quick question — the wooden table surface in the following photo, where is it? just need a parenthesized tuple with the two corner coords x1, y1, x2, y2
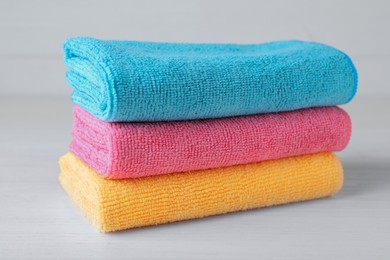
(0, 94, 389, 259)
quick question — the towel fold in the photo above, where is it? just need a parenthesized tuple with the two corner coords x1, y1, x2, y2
(59, 152, 343, 232)
(71, 106, 351, 179)
(64, 37, 357, 122)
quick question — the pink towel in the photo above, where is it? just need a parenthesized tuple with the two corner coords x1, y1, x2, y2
(70, 106, 351, 179)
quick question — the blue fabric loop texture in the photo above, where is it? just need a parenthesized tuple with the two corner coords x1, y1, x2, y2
(63, 37, 357, 122)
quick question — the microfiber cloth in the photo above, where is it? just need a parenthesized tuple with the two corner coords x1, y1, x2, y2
(70, 106, 351, 179)
(63, 37, 357, 122)
(59, 152, 343, 232)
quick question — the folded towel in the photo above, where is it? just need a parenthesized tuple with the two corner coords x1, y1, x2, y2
(64, 37, 357, 122)
(71, 106, 351, 179)
(59, 152, 343, 232)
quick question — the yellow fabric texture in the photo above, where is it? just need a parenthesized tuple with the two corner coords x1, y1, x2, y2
(59, 152, 343, 232)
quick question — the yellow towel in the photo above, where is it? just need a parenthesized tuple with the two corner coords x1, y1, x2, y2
(59, 152, 343, 232)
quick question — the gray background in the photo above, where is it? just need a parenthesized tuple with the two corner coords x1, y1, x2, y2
(0, 0, 389, 259)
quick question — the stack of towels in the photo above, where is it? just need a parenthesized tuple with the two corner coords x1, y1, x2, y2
(59, 37, 357, 232)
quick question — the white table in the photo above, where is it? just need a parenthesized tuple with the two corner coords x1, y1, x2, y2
(1, 95, 389, 259)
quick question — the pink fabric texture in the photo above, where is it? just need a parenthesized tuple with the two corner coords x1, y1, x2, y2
(70, 106, 351, 179)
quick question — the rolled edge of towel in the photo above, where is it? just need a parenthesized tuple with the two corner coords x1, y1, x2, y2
(64, 37, 118, 121)
(59, 152, 343, 232)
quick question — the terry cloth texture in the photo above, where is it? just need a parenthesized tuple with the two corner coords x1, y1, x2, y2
(63, 37, 357, 122)
(71, 106, 351, 179)
(59, 152, 343, 232)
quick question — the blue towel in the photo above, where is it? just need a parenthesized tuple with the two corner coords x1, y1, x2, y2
(63, 37, 357, 122)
